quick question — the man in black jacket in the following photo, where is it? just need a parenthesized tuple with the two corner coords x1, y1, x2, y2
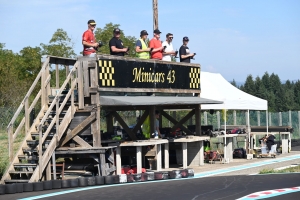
(266, 134, 276, 151)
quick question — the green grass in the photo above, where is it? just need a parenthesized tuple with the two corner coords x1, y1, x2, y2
(0, 129, 25, 179)
(259, 165, 300, 174)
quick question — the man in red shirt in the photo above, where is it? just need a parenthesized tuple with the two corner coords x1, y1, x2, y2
(82, 19, 99, 57)
(149, 29, 164, 60)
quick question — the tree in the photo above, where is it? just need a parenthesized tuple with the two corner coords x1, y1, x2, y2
(19, 46, 42, 80)
(243, 75, 256, 95)
(231, 79, 237, 87)
(94, 23, 137, 57)
(40, 29, 76, 58)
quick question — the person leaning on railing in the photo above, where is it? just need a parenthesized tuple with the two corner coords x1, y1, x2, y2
(135, 30, 151, 59)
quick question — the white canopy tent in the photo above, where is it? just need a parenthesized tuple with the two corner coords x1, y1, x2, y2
(200, 72, 268, 162)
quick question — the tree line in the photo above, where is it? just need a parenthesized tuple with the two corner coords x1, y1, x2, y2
(232, 73, 300, 112)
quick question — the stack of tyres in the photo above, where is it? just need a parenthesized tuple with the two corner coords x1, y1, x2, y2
(16, 183, 24, 193)
(87, 177, 96, 186)
(186, 168, 194, 177)
(169, 170, 182, 179)
(127, 174, 134, 183)
(5, 184, 16, 194)
(0, 184, 5, 195)
(154, 171, 169, 180)
(147, 172, 155, 181)
(95, 176, 105, 185)
(112, 175, 120, 184)
(119, 174, 127, 183)
(141, 173, 148, 182)
(180, 169, 189, 178)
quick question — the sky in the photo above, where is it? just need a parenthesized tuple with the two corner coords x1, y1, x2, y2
(0, 0, 299, 83)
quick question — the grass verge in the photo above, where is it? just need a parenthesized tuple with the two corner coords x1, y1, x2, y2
(259, 165, 300, 174)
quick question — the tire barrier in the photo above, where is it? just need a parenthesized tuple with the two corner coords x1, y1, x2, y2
(169, 170, 182, 179)
(187, 168, 194, 177)
(43, 180, 53, 190)
(0, 184, 5, 195)
(33, 182, 43, 191)
(112, 175, 120, 184)
(104, 176, 114, 185)
(87, 177, 96, 186)
(16, 183, 24, 193)
(23, 183, 33, 192)
(95, 176, 105, 185)
(141, 173, 148, 182)
(61, 179, 71, 188)
(119, 174, 127, 183)
(52, 180, 62, 189)
(180, 169, 189, 178)
(0, 168, 195, 194)
(78, 177, 87, 187)
(5, 183, 16, 194)
(147, 172, 155, 181)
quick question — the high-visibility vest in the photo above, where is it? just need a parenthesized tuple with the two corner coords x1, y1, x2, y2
(136, 39, 150, 59)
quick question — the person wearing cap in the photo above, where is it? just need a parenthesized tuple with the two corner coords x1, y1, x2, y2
(109, 28, 128, 56)
(149, 29, 164, 60)
(162, 33, 176, 61)
(135, 30, 151, 59)
(179, 36, 195, 63)
(82, 19, 99, 57)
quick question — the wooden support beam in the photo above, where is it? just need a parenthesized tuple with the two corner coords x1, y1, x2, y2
(160, 111, 193, 135)
(46, 161, 51, 181)
(78, 61, 84, 109)
(195, 104, 201, 136)
(60, 112, 96, 146)
(111, 111, 137, 140)
(73, 136, 93, 148)
(170, 110, 195, 133)
(132, 110, 149, 135)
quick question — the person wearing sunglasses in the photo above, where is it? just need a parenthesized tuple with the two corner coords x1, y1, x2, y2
(162, 33, 177, 61)
(109, 28, 128, 56)
(82, 19, 99, 57)
(179, 36, 195, 63)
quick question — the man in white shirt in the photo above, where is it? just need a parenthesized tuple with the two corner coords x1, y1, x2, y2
(162, 33, 176, 61)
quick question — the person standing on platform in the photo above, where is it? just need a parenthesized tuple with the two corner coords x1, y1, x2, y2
(82, 19, 99, 57)
(162, 33, 176, 61)
(109, 28, 128, 56)
(135, 30, 151, 59)
(154, 110, 162, 138)
(179, 36, 195, 63)
(149, 29, 164, 60)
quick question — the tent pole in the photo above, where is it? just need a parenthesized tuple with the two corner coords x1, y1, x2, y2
(223, 107, 227, 163)
(247, 109, 251, 153)
(266, 109, 269, 136)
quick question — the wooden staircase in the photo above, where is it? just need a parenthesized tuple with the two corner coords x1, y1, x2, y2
(1, 56, 79, 184)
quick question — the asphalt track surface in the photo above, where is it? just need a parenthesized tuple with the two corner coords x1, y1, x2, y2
(3, 173, 300, 200)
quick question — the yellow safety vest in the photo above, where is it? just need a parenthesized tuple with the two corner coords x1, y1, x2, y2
(136, 39, 150, 59)
(142, 115, 151, 139)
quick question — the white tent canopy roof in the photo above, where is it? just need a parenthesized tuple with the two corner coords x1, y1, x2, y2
(200, 72, 268, 110)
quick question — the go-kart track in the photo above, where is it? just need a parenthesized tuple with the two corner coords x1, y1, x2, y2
(3, 153, 300, 200)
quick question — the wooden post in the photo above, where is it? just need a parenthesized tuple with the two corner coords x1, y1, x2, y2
(52, 152, 56, 180)
(46, 161, 51, 180)
(90, 60, 101, 147)
(153, 0, 158, 30)
(182, 142, 187, 169)
(116, 147, 121, 175)
(257, 111, 260, 126)
(164, 143, 169, 168)
(195, 105, 201, 136)
(77, 61, 84, 109)
(156, 144, 162, 171)
(279, 112, 282, 126)
(38, 124, 43, 180)
(204, 111, 207, 125)
(137, 146, 142, 173)
(56, 64, 59, 89)
(233, 110, 236, 125)
(106, 113, 114, 133)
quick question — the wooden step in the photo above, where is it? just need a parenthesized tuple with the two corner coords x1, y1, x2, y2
(14, 163, 37, 168)
(5, 179, 29, 183)
(9, 171, 34, 174)
(22, 147, 46, 153)
(31, 132, 55, 137)
(26, 140, 51, 145)
(18, 155, 38, 161)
